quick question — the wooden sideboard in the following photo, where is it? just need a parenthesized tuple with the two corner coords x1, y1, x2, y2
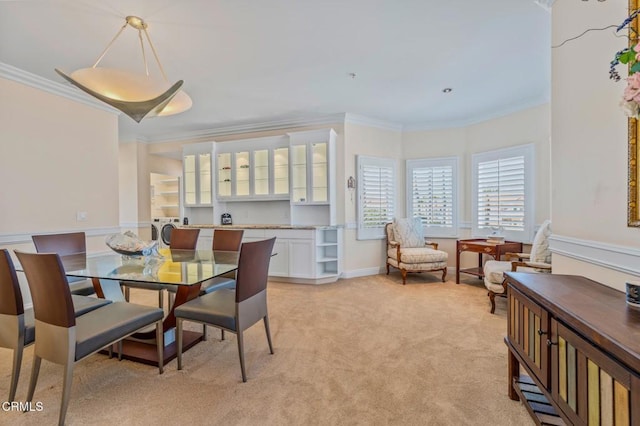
(504, 272, 640, 426)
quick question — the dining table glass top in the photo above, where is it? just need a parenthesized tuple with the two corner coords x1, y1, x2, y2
(60, 248, 239, 286)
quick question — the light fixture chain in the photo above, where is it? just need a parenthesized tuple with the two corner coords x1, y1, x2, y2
(143, 28, 169, 82)
(138, 29, 149, 76)
(92, 21, 128, 68)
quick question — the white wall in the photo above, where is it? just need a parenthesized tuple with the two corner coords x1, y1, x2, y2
(0, 75, 119, 304)
(551, 0, 638, 292)
(401, 104, 551, 268)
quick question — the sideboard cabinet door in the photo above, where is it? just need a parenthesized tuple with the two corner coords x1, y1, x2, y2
(551, 319, 636, 425)
(507, 286, 550, 389)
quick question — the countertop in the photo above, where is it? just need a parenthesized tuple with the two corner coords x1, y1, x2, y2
(181, 224, 340, 230)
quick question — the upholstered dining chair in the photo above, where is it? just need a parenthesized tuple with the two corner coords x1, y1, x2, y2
(122, 228, 201, 309)
(483, 220, 552, 313)
(32, 232, 95, 296)
(15, 250, 164, 426)
(175, 237, 276, 382)
(199, 228, 245, 294)
(0, 249, 112, 403)
(385, 218, 448, 284)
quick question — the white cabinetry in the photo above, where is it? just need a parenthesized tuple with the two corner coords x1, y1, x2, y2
(288, 129, 337, 226)
(183, 142, 214, 207)
(215, 136, 289, 201)
(236, 227, 341, 283)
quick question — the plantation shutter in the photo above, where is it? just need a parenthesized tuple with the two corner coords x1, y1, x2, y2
(406, 157, 458, 237)
(357, 156, 396, 240)
(477, 156, 525, 231)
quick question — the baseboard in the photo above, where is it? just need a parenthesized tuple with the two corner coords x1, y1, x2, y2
(549, 234, 640, 277)
(341, 266, 385, 279)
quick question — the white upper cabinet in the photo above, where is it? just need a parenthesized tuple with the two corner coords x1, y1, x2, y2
(288, 129, 336, 205)
(183, 142, 214, 207)
(215, 136, 289, 200)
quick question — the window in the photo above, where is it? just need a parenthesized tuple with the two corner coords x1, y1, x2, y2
(472, 144, 534, 242)
(357, 155, 396, 240)
(406, 157, 458, 237)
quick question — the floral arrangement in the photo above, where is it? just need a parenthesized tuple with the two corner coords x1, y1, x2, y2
(611, 9, 640, 118)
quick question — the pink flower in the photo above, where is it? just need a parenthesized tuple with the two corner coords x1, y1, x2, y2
(624, 73, 640, 102)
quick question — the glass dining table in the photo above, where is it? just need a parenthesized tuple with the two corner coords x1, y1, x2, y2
(58, 248, 239, 366)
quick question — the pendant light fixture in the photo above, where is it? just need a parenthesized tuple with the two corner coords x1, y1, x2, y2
(55, 15, 192, 123)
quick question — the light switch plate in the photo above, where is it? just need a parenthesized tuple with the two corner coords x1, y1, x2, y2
(76, 211, 88, 221)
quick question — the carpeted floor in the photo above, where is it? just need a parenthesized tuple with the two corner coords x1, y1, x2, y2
(0, 272, 533, 425)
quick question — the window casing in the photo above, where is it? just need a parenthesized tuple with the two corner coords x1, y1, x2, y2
(471, 144, 534, 242)
(357, 155, 396, 240)
(406, 157, 458, 237)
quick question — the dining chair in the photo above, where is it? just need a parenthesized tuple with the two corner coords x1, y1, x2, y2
(0, 249, 113, 402)
(175, 237, 276, 382)
(15, 250, 164, 426)
(122, 228, 201, 308)
(200, 228, 244, 294)
(31, 232, 95, 296)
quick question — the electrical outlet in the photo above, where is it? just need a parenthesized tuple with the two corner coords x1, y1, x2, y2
(76, 211, 88, 222)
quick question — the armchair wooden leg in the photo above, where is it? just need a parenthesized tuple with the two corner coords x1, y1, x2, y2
(386, 263, 390, 275)
(400, 269, 407, 285)
(441, 268, 447, 283)
(488, 291, 496, 314)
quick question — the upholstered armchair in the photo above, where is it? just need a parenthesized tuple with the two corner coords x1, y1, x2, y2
(385, 218, 448, 284)
(483, 220, 552, 313)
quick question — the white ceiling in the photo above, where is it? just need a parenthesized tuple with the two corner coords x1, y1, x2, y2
(0, 0, 551, 142)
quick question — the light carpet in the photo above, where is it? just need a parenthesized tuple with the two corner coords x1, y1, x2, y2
(0, 272, 532, 425)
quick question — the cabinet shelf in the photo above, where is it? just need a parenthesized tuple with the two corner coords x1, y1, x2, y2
(316, 257, 338, 263)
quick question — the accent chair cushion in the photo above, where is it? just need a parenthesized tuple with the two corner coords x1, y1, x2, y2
(393, 218, 424, 248)
(530, 220, 552, 264)
(483, 260, 539, 293)
(388, 247, 448, 264)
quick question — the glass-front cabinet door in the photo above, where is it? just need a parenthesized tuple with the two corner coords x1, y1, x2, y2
(183, 149, 213, 206)
(311, 142, 328, 203)
(199, 153, 212, 204)
(273, 147, 289, 196)
(253, 149, 269, 196)
(291, 144, 307, 202)
(217, 153, 232, 198)
(184, 154, 197, 205)
(235, 151, 250, 197)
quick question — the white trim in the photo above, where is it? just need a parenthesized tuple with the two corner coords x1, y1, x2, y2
(120, 222, 151, 228)
(0, 62, 119, 115)
(344, 113, 403, 132)
(341, 266, 385, 279)
(403, 98, 549, 132)
(549, 234, 640, 277)
(0, 227, 122, 245)
(144, 113, 347, 143)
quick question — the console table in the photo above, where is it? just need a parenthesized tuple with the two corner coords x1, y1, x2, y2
(455, 239, 522, 284)
(504, 272, 640, 425)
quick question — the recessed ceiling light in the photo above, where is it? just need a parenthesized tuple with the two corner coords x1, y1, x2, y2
(442, 88, 453, 93)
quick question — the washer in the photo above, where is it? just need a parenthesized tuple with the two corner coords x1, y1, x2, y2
(161, 222, 176, 247)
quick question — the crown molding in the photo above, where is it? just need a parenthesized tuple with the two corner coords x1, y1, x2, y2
(403, 97, 549, 132)
(344, 113, 403, 132)
(0, 61, 119, 115)
(145, 113, 348, 143)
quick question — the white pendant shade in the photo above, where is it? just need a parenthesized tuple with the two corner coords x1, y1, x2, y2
(56, 16, 192, 122)
(69, 67, 192, 117)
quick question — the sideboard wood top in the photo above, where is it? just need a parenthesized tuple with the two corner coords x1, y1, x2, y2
(505, 272, 640, 374)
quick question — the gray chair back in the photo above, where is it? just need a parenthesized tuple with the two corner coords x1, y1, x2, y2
(235, 237, 275, 303)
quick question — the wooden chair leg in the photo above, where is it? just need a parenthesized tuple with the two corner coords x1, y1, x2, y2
(386, 263, 390, 275)
(401, 269, 407, 285)
(489, 291, 497, 313)
(441, 268, 447, 282)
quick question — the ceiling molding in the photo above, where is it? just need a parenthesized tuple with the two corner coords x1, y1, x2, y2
(344, 113, 403, 132)
(0, 61, 119, 115)
(403, 96, 550, 132)
(144, 113, 348, 143)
